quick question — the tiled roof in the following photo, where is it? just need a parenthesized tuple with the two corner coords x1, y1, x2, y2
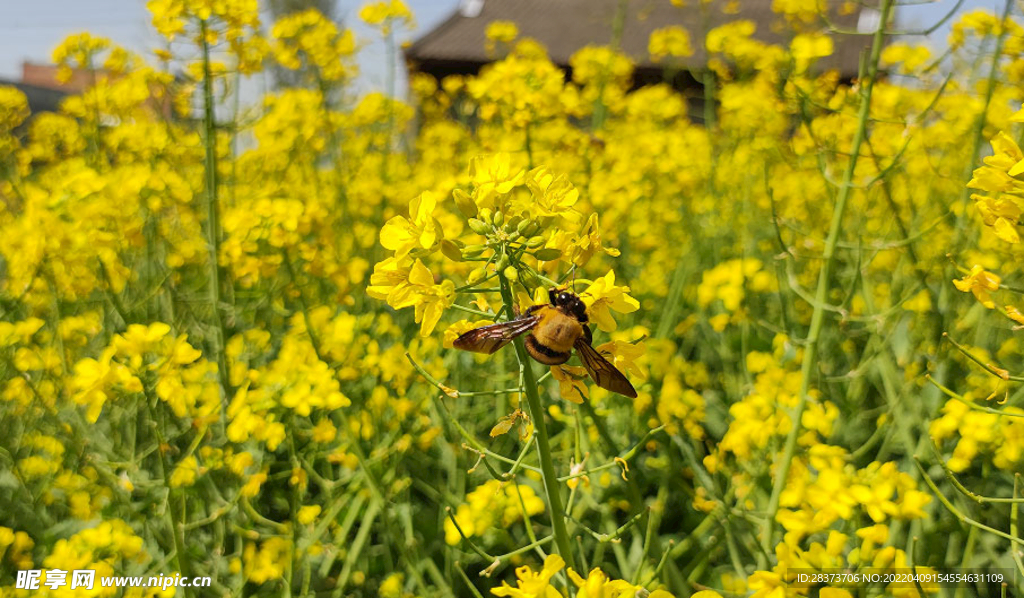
(406, 0, 873, 77)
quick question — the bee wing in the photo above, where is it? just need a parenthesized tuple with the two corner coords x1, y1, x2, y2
(453, 316, 540, 355)
(574, 337, 637, 398)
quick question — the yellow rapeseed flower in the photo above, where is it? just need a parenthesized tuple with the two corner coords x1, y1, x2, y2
(297, 505, 321, 525)
(490, 554, 564, 598)
(582, 270, 640, 332)
(380, 191, 441, 259)
(953, 264, 1001, 308)
(649, 26, 694, 62)
(469, 153, 526, 210)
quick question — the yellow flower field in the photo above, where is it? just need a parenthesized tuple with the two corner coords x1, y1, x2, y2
(2, 0, 1024, 596)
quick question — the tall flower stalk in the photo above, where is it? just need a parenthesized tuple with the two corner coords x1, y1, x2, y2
(496, 270, 577, 569)
(199, 18, 230, 398)
(369, 153, 641, 581)
(760, 0, 896, 559)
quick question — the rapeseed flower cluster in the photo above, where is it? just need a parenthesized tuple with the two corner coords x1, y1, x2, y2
(490, 554, 678, 598)
(443, 480, 545, 545)
(271, 9, 357, 84)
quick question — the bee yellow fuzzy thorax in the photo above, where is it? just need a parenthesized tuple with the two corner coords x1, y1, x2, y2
(531, 306, 584, 353)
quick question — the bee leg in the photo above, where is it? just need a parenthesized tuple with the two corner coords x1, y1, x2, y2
(582, 325, 593, 345)
(525, 304, 544, 316)
(548, 287, 559, 305)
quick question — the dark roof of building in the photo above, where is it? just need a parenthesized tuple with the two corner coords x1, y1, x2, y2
(406, 0, 873, 78)
(0, 79, 68, 114)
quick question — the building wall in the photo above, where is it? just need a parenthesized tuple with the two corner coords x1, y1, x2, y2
(20, 61, 174, 119)
(21, 62, 104, 94)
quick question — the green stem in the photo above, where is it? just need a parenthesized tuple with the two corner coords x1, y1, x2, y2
(954, 0, 1014, 241)
(199, 19, 230, 399)
(944, 332, 1024, 382)
(759, 0, 894, 562)
(702, 69, 716, 130)
(282, 249, 325, 360)
(914, 458, 1024, 547)
(445, 507, 496, 561)
(496, 272, 577, 572)
(1011, 475, 1024, 579)
(926, 375, 1024, 418)
(345, 440, 438, 596)
(955, 526, 977, 598)
(454, 563, 486, 598)
(334, 499, 381, 596)
(150, 398, 192, 598)
(933, 444, 1024, 504)
(631, 509, 656, 584)
(285, 429, 301, 598)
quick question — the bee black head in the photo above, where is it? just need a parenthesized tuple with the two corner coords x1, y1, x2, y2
(549, 287, 588, 322)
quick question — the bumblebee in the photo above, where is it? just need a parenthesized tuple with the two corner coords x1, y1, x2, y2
(453, 288, 637, 398)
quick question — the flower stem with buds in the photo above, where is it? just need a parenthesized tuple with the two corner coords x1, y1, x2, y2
(497, 271, 578, 572)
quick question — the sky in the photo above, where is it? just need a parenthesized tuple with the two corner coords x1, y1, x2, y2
(0, 0, 460, 97)
(0, 0, 1007, 99)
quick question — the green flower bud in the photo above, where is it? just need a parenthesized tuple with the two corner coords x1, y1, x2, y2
(526, 236, 546, 248)
(453, 189, 476, 217)
(441, 239, 463, 262)
(517, 219, 538, 238)
(468, 218, 491, 235)
(462, 244, 486, 257)
(492, 210, 504, 226)
(467, 267, 486, 284)
(505, 214, 523, 233)
(533, 248, 562, 261)
(520, 268, 541, 289)
(503, 266, 518, 281)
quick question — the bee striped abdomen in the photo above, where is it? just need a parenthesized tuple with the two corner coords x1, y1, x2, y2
(525, 335, 571, 365)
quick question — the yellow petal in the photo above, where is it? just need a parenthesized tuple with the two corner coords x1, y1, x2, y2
(380, 216, 411, 251)
(408, 260, 434, 286)
(820, 589, 854, 598)
(419, 227, 437, 249)
(419, 301, 444, 336)
(992, 132, 1023, 161)
(994, 217, 1020, 243)
(413, 191, 436, 222)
